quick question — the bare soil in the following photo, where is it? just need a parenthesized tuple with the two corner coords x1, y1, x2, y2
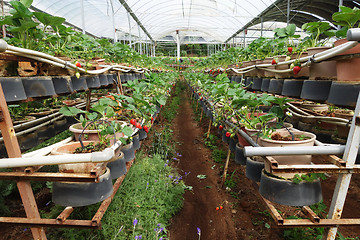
(168, 90, 284, 240)
(168, 88, 360, 240)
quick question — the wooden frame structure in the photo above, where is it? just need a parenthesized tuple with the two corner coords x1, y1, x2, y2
(0, 82, 133, 240)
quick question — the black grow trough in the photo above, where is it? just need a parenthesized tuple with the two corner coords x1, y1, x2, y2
(0, 77, 27, 102)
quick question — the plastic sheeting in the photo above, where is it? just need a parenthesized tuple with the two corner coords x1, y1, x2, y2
(29, 0, 275, 43)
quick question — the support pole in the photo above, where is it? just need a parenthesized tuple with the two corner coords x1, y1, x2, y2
(323, 93, 360, 240)
(80, 0, 85, 34)
(176, 30, 181, 62)
(222, 149, 231, 186)
(138, 25, 142, 55)
(1, 0, 6, 38)
(127, 12, 132, 48)
(0, 83, 47, 240)
(206, 119, 212, 139)
(286, 0, 290, 25)
(260, 17, 264, 37)
(110, 0, 117, 42)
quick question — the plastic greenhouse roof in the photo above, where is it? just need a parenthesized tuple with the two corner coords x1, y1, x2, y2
(23, 0, 360, 44)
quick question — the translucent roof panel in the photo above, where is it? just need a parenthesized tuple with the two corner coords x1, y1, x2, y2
(29, 0, 276, 43)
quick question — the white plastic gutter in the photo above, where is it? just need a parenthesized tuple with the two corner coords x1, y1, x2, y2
(22, 136, 74, 158)
(243, 145, 346, 157)
(0, 140, 122, 168)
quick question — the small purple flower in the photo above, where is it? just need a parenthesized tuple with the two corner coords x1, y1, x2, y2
(24, 228, 28, 232)
(133, 218, 138, 226)
(173, 157, 178, 160)
(169, 175, 173, 179)
(157, 223, 161, 227)
(197, 227, 201, 235)
(45, 201, 51, 206)
(159, 238, 163, 240)
(164, 163, 168, 167)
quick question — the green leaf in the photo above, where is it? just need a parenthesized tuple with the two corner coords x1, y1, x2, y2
(265, 223, 271, 229)
(122, 125, 133, 137)
(20, 0, 33, 8)
(59, 106, 84, 116)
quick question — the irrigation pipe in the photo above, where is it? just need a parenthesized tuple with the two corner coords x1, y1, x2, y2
(243, 145, 346, 157)
(0, 142, 121, 169)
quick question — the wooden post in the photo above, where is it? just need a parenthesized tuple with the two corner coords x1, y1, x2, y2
(117, 72, 124, 95)
(85, 90, 91, 112)
(206, 119, 212, 139)
(0, 83, 47, 239)
(222, 149, 231, 186)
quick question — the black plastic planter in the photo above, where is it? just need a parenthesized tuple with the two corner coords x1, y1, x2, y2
(327, 82, 360, 107)
(300, 80, 332, 101)
(52, 167, 113, 207)
(71, 75, 88, 92)
(107, 152, 127, 179)
(235, 143, 246, 165)
(139, 128, 147, 140)
(261, 78, 270, 92)
(18, 131, 39, 151)
(259, 170, 322, 206)
(234, 76, 241, 83)
(52, 76, 74, 95)
(229, 137, 237, 152)
(282, 79, 303, 97)
(22, 76, 56, 98)
(107, 74, 116, 85)
(132, 133, 140, 150)
(86, 75, 101, 89)
(222, 130, 230, 144)
(37, 124, 56, 141)
(245, 157, 264, 182)
(121, 142, 135, 162)
(252, 77, 263, 90)
(98, 74, 108, 87)
(268, 79, 284, 94)
(245, 77, 253, 89)
(0, 77, 27, 102)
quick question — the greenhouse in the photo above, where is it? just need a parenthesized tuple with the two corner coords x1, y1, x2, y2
(0, 0, 360, 239)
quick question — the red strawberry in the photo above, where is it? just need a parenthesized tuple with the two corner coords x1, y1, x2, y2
(220, 206, 223, 210)
(75, 62, 81, 68)
(143, 125, 149, 133)
(136, 123, 142, 129)
(160, 105, 163, 108)
(271, 59, 277, 65)
(130, 119, 136, 125)
(200, 97, 203, 100)
(216, 207, 219, 211)
(293, 66, 301, 75)
(288, 47, 293, 53)
(226, 132, 231, 137)
(219, 125, 223, 131)
(151, 116, 154, 123)
(198, 92, 201, 96)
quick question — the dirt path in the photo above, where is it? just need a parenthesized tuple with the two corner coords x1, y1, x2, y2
(169, 90, 238, 239)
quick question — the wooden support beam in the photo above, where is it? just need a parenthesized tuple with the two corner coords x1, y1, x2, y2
(0, 83, 47, 239)
(303, 206, 320, 223)
(0, 217, 96, 229)
(0, 171, 98, 182)
(206, 119, 212, 139)
(56, 207, 74, 223)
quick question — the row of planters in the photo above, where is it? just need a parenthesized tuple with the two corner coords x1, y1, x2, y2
(0, 0, 170, 78)
(195, 6, 360, 77)
(36, 72, 177, 207)
(0, 72, 144, 103)
(185, 72, 327, 207)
